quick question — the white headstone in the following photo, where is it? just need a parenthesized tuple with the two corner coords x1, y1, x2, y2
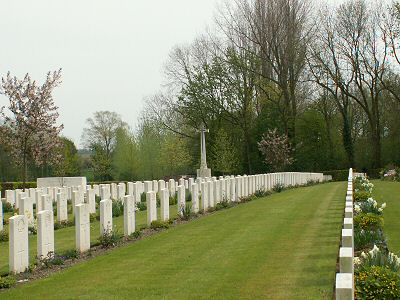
(100, 199, 113, 234)
(42, 194, 53, 212)
(123, 195, 135, 236)
(9, 215, 29, 274)
(201, 182, 208, 211)
(177, 185, 186, 215)
(146, 191, 157, 226)
(133, 182, 141, 203)
(191, 183, 199, 213)
(37, 210, 54, 259)
(56, 193, 68, 222)
(6, 190, 15, 205)
(110, 183, 117, 200)
(207, 181, 214, 208)
(19, 197, 34, 224)
(75, 203, 90, 252)
(160, 188, 169, 221)
(87, 189, 96, 214)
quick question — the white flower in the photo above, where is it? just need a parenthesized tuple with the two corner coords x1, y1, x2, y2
(378, 208, 383, 212)
(361, 251, 368, 259)
(354, 204, 361, 213)
(369, 244, 380, 257)
(354, 257, 361, 265)
(381, 203, 386, 209)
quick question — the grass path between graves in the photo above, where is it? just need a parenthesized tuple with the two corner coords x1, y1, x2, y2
(1, 182, 345, 300)
(371, 180, 400, 254)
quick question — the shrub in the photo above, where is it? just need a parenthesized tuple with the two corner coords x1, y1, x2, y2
(321, 169, 349, 181)
(129, 231, 142, 239)
(60, 249, 79, 260)
(140, 192, 146, 203)
(355, 266, 400, 299)
(255, 189, 271, 198)
(89, 213, 97, 223)
(354, 229, 386, 252)
(1, 200, 14, 213)
(273, 182, 285, 193)
(354, 191, 371, 202)
(185, 191, 192, 202)
(98, 228, 121, 248)
(54, 220, 74, 230)
(306, 179, 319, 186)
(37, 252, 64, 268)
(150, 220, 170, 230)
(136, 202, 146, 211)
(207, 207, 216, 213)
(354, 213, 383, 231)
(0, 275, 16, 289)
(112, 200, 124, 217)
(169, 193, 177, 205)
(180, 203, 193, 221)
(0, 230, 8, 242)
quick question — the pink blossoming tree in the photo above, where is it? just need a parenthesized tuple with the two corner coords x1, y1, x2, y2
(0, 70, 64, 186)
(258, 128, 294, 172)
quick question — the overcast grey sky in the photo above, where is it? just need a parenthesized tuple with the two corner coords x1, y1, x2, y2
(0, 0, 219, 147)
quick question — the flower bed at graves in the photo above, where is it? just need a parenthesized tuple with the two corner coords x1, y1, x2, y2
(353, 175, 400, 299)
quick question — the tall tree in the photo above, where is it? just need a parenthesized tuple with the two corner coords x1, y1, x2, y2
(0, 70, 63, 185)
(81, 111, 127, 180)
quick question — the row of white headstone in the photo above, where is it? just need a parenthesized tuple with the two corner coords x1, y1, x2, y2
(4, 172, 325, 274)
(335, 168, 354, 300)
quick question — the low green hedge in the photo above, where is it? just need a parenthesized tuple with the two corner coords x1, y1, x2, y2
(0, 182, 37, 197)
(322, 170, 349, 181)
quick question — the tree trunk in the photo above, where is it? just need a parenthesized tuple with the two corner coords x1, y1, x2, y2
(342, 114, 355, 168)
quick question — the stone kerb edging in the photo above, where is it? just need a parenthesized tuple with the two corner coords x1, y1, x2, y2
(1, 171, 328, 274)
(335, 168, 355, 300)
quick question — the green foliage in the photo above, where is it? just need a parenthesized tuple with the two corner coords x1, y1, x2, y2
(54, 220, 74, 230)
(136, 202, 146, 211)
(169, 193, 177, 205)
(0, 275, 16, 289)
(98, 228, 121, 248)
(150, 220, 170, 230)
(321, 170, 349, 181)
(355, 266, 400, 299)
(354, 229, 386, 252)
(211, 128, 239, 174)
(89, 213, 97, 223)
(1, 200, 14, 213)
(354, 214, 383, 231)
(357, 247, 400, 273)
(354, 191, 371, 202)
(272, 182, 285, 193)
(54, 137, 81, 176)
(180, 203, 193, 221)
(0, 230, 8, 242)
(112, 200, 124, 217)
(129, 231, 142, 239)
(254, 189, 271, 198)
(112, 127, 138, 180)
(60, 249, 79, 260)
(37, 252, 64, 268)
(0, 182, 36, 196)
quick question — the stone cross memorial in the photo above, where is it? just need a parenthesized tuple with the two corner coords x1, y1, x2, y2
(196, 123, 212, 178)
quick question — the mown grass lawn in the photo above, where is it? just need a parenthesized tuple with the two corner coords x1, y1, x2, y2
(371, 180, 400, 253)
(1, 182, 345, 299)
(0, 204, 179, 275)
